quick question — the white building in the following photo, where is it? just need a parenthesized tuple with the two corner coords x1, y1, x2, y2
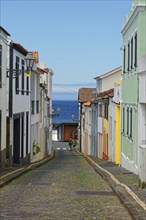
(0, 26, 10, 167)
(7, 41, 31, 165)
(78, 88, 95, 154)
(39, 63, 54, 158)
(30, 52, 41, 161)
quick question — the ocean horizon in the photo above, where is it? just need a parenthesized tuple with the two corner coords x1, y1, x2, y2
(52, 100, 79, 124)
(52, 92, 78, 101)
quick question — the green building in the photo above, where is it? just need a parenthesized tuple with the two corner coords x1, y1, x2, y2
(121, 0, 146, 184)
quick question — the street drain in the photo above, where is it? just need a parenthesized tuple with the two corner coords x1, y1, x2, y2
(76, 190, 115, 196)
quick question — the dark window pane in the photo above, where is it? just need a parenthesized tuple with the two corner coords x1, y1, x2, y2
(134, 33, 137, 67)
(15, 56, 19, 94)
(0, 45, 2, 87)
(21, 60, 25, 95)
(131, 38, 133, 69)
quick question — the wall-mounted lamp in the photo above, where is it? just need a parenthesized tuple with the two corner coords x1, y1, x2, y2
(7, 51, 35, 78)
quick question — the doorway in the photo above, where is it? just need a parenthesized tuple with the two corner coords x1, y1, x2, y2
(13, 117, 20, 163)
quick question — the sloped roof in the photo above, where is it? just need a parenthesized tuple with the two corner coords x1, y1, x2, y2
(78, 88, 95, 103)
(0, 26, 10, 36)
(97, 88, 114, 99)
(37, 66, 48, 73)
(94, 66, 122, 80)
(12, 41, 28, 55)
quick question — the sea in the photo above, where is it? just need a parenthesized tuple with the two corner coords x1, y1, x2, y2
(52, 100, 79, 124)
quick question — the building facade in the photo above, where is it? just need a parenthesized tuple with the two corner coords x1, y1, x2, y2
(0, 26, 10, 167)
(7, 42, 32, 165)
(78, 88, 95, 153)
(94, 67, 122, 160)
(121, 0, 146, 179)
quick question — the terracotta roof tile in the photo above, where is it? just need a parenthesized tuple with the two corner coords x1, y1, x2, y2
(78, 88, 95, 103)
(84, 101, 91, 107)
(97, 88, 114, 99)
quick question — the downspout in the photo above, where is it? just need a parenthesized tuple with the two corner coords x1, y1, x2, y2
(80, 103, 83, 152)
(9, 42, 13, 117)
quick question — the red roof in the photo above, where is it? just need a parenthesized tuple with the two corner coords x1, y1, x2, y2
(84, 101, 91, 107)
(97, 88, 114, 99)
(78, 88, 95, 103)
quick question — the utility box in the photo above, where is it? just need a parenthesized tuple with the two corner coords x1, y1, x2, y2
(139, 145, 146, 186)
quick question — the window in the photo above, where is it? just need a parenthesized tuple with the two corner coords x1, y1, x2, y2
(15, 56, 19, 94)
(70, 126, 73, 138)
(26, 76, 29, 95)
(31, 101, 35, 114)
(92, 110, 94, 123)
(131, 37, 133, 69)
(21, 60, 25, 95)
(123, 46, 126, 73)
(99, 104, 102, 117)
(21, 116, 24, 158)
(130, 107, 132, 138)
(26, 112, 29, 154)
(122, 107, 125, 133)
(36, 100, 39, 113)
(127, 107, 129, 136)
(134, 32, 137, 68)
(104, 103, 108, 119)
(127, 42, 130, 72)
(0, 45, 2, 87)
(0, 111, 1, 151)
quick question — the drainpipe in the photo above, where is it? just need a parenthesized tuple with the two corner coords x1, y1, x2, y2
(80, 103, 83, 152)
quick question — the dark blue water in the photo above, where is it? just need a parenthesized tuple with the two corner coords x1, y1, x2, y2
(52, 100, 79, 124)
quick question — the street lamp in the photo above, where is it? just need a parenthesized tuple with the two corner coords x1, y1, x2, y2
(25, 52, 35, 77)
(72, 114, 79, 122)
(7, 51, 35, 78)
(72, 114, 75, 121)
(49, 107, 61, 118)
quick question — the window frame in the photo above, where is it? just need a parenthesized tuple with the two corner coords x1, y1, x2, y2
(130, 107, 132, 139)
(104, 102, 108, 120)
(123, 46, 126, 73)
(134, 32, 137, 68)
(31, 100, 35, 114)
(0, 45, 2, 87)
(98, 103, 102, 117)
(21, 59, 25, 95)
(127, 41, 130, 72)
(122, 107, 125, 134)
(36, 100, 39, 113)
(131, 37, 133, 70)
(15, 56, 19, 94)
(127, 107, 129, 136)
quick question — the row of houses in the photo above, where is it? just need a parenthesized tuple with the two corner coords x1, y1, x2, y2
(78, 0, 146, 186)
(0, 26, 53, 167)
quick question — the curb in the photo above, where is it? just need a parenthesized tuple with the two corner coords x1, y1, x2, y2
(77, 151, 146, 220)
(0, 151, 55, 188)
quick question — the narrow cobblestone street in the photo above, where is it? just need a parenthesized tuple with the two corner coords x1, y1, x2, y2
(0, 142, 132, 219)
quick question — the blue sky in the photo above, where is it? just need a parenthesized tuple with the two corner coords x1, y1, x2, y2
(1, 0, 131, 99)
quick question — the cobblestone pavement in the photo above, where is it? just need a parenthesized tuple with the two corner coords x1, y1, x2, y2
(89, 156, 146, 205)
(0, 143, 132, 219)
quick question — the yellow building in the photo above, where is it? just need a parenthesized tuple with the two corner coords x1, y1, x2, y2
(115, 104, 120, 164)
